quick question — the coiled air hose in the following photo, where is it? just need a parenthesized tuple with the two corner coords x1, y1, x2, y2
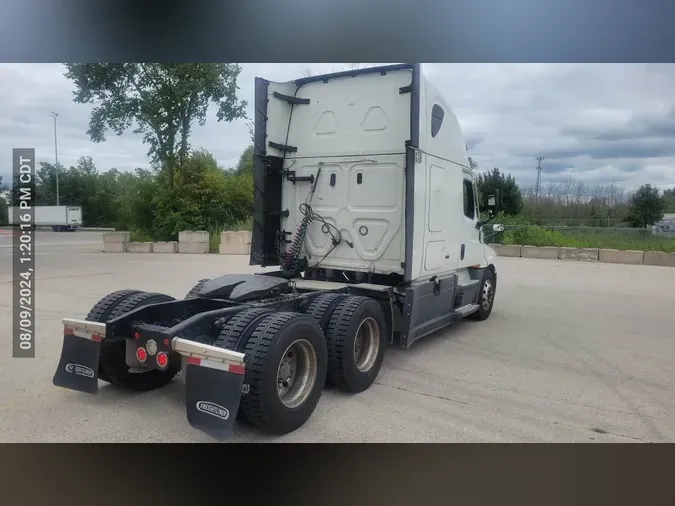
(280, 210, 312, 278)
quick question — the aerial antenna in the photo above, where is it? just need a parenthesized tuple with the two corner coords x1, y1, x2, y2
(535, 156, 544, 201)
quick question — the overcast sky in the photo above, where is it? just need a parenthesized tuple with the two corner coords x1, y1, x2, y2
(1, 63, 674, 191)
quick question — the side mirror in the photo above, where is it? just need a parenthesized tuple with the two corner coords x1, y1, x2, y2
(476, 190, 501, 230)
(486, 190, 500, 217)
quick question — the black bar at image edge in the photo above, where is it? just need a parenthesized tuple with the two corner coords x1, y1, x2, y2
(13, 148, 36, 358)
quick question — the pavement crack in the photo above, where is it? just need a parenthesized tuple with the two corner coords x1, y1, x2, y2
(374, 381, 471, 406)
(538, 331, 667, 442)
(590, 427, 648, 442)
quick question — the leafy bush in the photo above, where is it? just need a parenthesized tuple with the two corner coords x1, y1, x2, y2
(501, 226, 574, 248)
(151, 167, 253, 241)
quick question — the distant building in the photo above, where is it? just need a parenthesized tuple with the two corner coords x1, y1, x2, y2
(653, 213, 675, 237)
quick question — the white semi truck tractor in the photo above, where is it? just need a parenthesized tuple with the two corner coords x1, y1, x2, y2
(52, 64, 501, 440)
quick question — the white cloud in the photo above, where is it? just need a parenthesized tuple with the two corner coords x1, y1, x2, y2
(1, 63, 674, 192)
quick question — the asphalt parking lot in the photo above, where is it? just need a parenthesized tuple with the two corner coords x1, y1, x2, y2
(1, 231, 674, 442)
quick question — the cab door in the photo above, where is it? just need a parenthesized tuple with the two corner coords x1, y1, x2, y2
(456, 171, 484, 269)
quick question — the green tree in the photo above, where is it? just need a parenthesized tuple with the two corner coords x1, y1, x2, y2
(0, 175, 7, 225)
(62, 157, 114, 227)
(33, 162, 61, 205)
(118, 168, 160, 233)
(663, 187, 675, 212)
(0, 199, 7, 225)
(63, 63, 247, 189)
(234, 145, 253, 176)
(477, 167, 523, 216)
(147, 147, 252, 240)
(625, 184, 667, 228)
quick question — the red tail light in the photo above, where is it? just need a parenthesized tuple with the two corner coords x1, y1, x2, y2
(156, 352, 168, 368)
(136, 347, 147, 363)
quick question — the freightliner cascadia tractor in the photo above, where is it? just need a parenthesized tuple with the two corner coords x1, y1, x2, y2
(53, 64, 501, 440)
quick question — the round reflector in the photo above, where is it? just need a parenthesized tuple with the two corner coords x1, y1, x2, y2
(146, 339, 158, 356)
(136, 347, 147, 363)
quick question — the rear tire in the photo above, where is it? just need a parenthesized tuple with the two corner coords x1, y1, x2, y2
(303, 293, 349, 333)
(185, 279, 209, 299)
(469, 269, 496, 321)
(214, 307, 275, 353)
(240, 312, 328, 435)
(99, 291, 181, 391)
(85, 289, 144, 383)
(85, 289, 143, 323)
(325, 296, 386, 393)
(212, 307, 276, 424)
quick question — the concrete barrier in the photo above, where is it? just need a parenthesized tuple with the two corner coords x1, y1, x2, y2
(490, 244, 521, 257)
(103, 231, 130, 253)
(179, 242, 209, 254)
(488, 244, 674, 267)
(103, 232, 130, 243)
(643, 251, 675, 267)
(521, 245, 559, 259)
(219, 230, 252, 255)
(178, 231, 209, 243)
(152, 241, 178, 253)
(558, 247, 599, 262)
(219, 243, 251, 255)
(178, 230, 209, 254)
(127, 242, 153, 253)
(103, 242, 127, 253)
(599, 249, 644, 265)
(221, 231, 252, 244)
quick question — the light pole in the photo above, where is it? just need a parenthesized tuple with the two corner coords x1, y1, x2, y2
(50, 112, 59, 206)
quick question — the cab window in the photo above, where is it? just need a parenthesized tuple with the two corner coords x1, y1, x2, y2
(463, 179, 475, 219)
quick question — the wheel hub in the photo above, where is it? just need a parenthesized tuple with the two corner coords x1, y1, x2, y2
(482, 279, 494, 311)
(353, 317, 380, 373)
(276, 339, 318, 409)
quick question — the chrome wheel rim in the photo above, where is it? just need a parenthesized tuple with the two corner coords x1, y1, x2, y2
(481, 279, 494, 311)
(276, 339, 318, 409)
(353, 317, 380, 372)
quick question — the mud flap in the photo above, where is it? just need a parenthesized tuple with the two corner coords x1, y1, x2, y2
(184, 358, 244, 441)
(53, 330, 102, 395)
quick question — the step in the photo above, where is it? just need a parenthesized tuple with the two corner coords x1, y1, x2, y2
(458, 279, 480, 289)
(453, 303, 479, 317)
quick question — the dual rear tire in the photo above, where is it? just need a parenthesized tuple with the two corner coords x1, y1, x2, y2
(306, 294, 387, 393)
(85, 290, 181, 391)
(237, 312, 328, 434)
(211, 294, 387, 434)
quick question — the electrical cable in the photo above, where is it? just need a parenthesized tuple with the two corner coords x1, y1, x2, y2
(279, 165, 347, 278)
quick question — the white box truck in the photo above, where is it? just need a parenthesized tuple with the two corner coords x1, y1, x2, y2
(8, 205, 83, 231)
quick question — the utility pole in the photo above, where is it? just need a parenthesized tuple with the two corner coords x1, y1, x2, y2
(51, 112, 59, 206)
(535, 156, 544, 201)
